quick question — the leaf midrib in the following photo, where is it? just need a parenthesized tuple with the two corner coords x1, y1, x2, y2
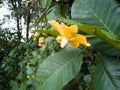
(39, 52, 82, 88)
(81, 0, 112, 33)
(98, 59, 116, 90)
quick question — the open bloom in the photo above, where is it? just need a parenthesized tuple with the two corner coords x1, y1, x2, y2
(49, 20, 90, 48)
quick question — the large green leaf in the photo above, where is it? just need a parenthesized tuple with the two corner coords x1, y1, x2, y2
(40, 0, 52, 9)
(71, 0, 120, 38)
(71, 0, 120, 51)
(34, 49, 83, 90)
(89, 38, 120, 56)
(46, 5, 60, 20)
(94, 55, 120, 90)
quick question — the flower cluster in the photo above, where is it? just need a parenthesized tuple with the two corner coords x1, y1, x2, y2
(32, 32, 45, 47)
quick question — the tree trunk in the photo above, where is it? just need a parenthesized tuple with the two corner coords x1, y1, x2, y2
(11, 0, 22, 40)
(26, 10, 31, 39)
(16, 16, 21, 40)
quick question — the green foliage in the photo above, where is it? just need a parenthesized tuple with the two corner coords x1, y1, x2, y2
(71, 0, 120, 51)
(33, 29, 59, 37)
(0, 29, 18, 60)
(70, 0, 120, 89)
(34, 0, 72, 27)
(94, 55, 120, 90)
(40, 0, 52, 9)
(0, 35, 60, 90)
(0, 29, 19, 89)
(1, 0, 120, 90)
(71, 0, 120, 37)
(46, 5, 60, 20)
(0, 39, 37, 90)
(35, 49, 83, 90)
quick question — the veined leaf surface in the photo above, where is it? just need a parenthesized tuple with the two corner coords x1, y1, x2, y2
(94, 55, 120, 90)
(35, 49, 83, 90)
(71, 0, 120, 38)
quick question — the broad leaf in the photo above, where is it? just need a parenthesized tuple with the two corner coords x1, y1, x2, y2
(34, 49, 83, 90)
(40, 0, 52, 9)
(94, 55, 120, 90)
(71, 0, 120, 51)
(71, 0, 120, 38)
(46, 5, 60, 20)
(89, 38, 120, 56)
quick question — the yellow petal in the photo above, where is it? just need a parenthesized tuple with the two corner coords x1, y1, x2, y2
(69, 34, 90, 48)
(61, 23, 78, 38)
(69, 25, 78, 33)
(49, 20, 78, 39)
(69, 34, 80, 48)
(61, 23, 71, 38)
(69, 41, 80, 48)
(56, 36, 62, 44)
(77, 34, 90, 46)
(49, 20, 63, 35)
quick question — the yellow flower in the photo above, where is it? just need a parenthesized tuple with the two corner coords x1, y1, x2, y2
(38, 37, 45, 47)
(49, 20, 90, 48)
(34, 32, 40, 38)
(25, 1, 31, 9)
(38, 43, 44, 47)
(38, 37, 45, 44)
(26, 75, 30, 79)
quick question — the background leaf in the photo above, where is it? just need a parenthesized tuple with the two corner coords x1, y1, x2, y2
(40, 0, 52, 9)
(89, 38, 120, 56)
(71, 0, 120, 52)
(35, 49, 83, 90)
(46, 5, 60, 20)
(34, 10, 48, 27)
(71, 0, 120, 38)
(94, 55, 120, 90)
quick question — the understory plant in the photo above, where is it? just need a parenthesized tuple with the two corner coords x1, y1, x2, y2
(33, 0, 120, 90)
(1, 0, 120, 90)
